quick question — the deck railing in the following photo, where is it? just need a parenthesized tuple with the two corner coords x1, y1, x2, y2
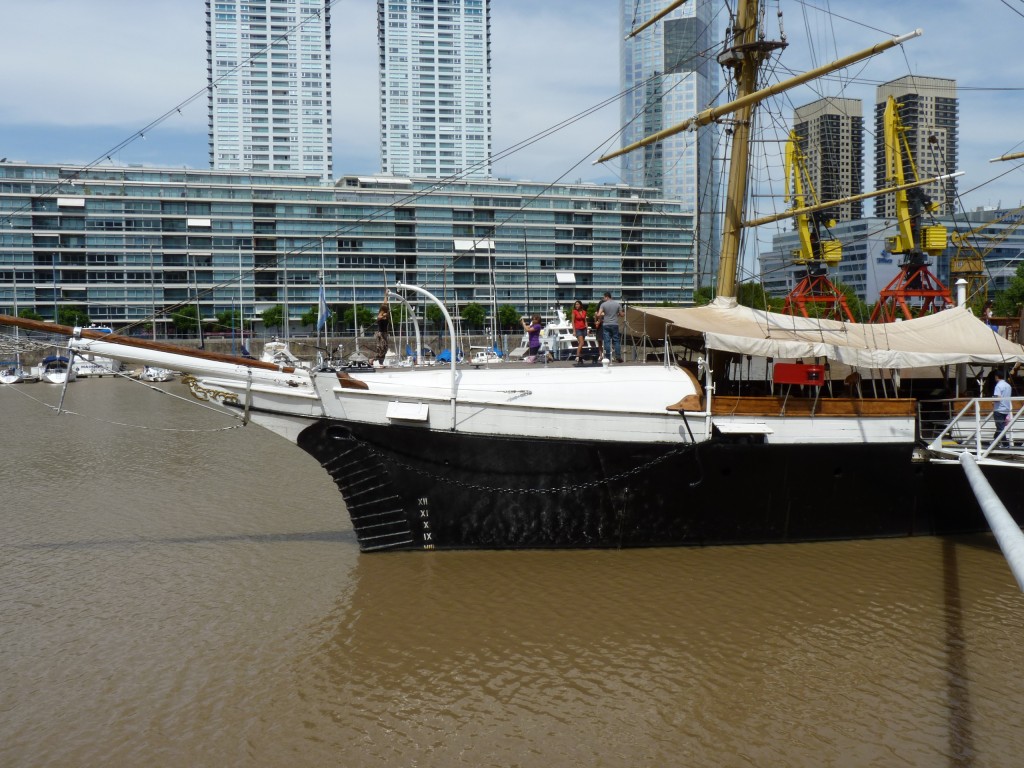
(920, 396, 1024, 462)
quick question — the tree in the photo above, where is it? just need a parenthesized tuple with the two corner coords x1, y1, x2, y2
(388, 301, 408, 325)
(735, 281, 772, 311)
(214, 309, 243, 333)
(339, 306, 376, 333)
(262, 304, 284, 334)
(57, 305, 89, 327)
(498, 304, 521, 331)
(994, 263, 1024, 317)
(18, 308, 43, 322)
(425, 304, 445, 329)
(461, 302, 485, 330)
(831, 281, 870, 322)
(300, 306, 318, 329)
(172, 305, 200, 335)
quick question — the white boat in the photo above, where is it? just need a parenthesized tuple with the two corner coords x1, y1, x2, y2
(139, 366, 174, 383)
(3, 2, 1024, 553)
(508, 309, 600, 362)
(34, 355, 76, 385)
(0, 361, 38, 384)
(70, 326, 123, 377)
(261, 340, 313, 370)
(469, 346, 503, 366)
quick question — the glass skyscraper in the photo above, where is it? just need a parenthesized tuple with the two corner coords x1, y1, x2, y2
(620, 0, 719, 286)
(207, 0, 333, 179)
(378, 0, 492, 179)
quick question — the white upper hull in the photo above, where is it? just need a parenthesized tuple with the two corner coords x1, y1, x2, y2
(67, 336, 917, 448)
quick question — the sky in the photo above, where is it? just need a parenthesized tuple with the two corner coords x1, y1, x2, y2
(2, 0, 1023, 218)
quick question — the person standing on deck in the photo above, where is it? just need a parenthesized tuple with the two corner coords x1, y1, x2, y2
(983, 300, 998, 332)
(993, 370, 1013, 447)
(571, 300, 588, 366)
(374, 295, 391, 366)
(599, 291, 624, 363)
(521, 314, 543, 363)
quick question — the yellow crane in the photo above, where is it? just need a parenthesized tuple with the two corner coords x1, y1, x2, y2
(948, 205, 1024, 307)
(870, 95, 953, 322)
(780, 130, 855, 321)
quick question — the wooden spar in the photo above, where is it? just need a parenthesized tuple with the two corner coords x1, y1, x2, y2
(0, 313, 371, 390)
(991, 152, 1024, 163)
(595, 27, 922, 166)
(0, 313, 296, 374)
(717, 16, 919, 300)
(743, 172, 964, 228)
(625, 0, 689, 39)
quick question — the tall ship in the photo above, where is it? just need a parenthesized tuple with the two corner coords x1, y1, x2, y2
(3, 1, 1024, 552)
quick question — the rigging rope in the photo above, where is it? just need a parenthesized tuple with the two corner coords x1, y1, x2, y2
(0, 369, 247, 433)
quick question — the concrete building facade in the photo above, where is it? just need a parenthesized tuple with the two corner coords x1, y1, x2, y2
(207, 0, 333, 178)
(378, 0, 491, 179)
(0, 164, 694, 333)
(792, 98, 864, 223)
(874, 75, 958, 219)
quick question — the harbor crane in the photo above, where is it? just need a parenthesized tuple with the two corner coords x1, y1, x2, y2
(948, 204, 1024, 307)
(870, 96, 953, 322)
(780, 130, 855, 321)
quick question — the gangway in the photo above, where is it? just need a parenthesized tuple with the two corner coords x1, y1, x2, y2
(924, 396, 1024, 466)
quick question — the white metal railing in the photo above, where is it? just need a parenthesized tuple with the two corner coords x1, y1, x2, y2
(923, 396, 1024, 462)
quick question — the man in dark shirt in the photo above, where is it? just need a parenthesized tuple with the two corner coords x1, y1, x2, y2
(598, 291, 624, 363)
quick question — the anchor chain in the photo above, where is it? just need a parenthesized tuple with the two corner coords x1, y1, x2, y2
(338, 432, 696, 495)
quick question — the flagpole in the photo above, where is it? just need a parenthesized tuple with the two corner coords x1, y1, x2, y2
(316, 238, 330, 363)
(238, 244, 244, 351)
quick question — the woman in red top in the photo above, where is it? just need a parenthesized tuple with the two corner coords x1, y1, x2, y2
(571, 300, 588, 366)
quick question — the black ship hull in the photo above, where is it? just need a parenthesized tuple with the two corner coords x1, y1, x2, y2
(296, 419, 1024, 552)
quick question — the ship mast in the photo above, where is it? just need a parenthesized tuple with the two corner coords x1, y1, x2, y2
(597, 1, 921, 301)
(715, 0, 782, 299)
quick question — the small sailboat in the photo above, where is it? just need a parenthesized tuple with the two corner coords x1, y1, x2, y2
(0, 361, 37, 385)
(35, 355, 76, 385)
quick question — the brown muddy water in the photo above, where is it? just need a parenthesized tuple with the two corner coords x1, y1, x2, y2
(2, 377, 1023, 767)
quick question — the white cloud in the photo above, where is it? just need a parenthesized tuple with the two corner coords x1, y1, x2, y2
(0, 0, 207, 129)
(0, 0, 1021, 211)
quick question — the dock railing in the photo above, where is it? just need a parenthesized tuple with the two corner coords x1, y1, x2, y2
(920, 396, 1024, 464)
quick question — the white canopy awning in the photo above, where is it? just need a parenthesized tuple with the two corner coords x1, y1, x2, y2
(625, 299, 1024, 368)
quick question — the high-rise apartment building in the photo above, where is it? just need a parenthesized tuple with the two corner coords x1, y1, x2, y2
(619, 0, 719, 284)
(378, 0, 492, 179)
(207, 0, 333, 178)
(874, 75, 958, 219)
(792, 98, 864, 222)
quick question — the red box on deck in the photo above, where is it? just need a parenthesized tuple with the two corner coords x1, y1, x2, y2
(773, 363, 825, 387)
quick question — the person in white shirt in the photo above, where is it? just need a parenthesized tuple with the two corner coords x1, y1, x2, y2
(993, 370, 1013, 447)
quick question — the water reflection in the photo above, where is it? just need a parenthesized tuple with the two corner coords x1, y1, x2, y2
(3, 380, 1024, 766)
(296, 539, 1023, 767)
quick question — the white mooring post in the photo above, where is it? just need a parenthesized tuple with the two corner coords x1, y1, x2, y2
(960, 453, 1024, 592)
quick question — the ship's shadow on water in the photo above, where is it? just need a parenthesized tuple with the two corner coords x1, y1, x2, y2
(942, 536, 976, 768)
(11, 529, 357, 550)
(281, 537, 1023, 766)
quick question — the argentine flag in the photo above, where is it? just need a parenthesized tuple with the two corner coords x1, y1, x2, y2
(316, 283, 331, 331)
